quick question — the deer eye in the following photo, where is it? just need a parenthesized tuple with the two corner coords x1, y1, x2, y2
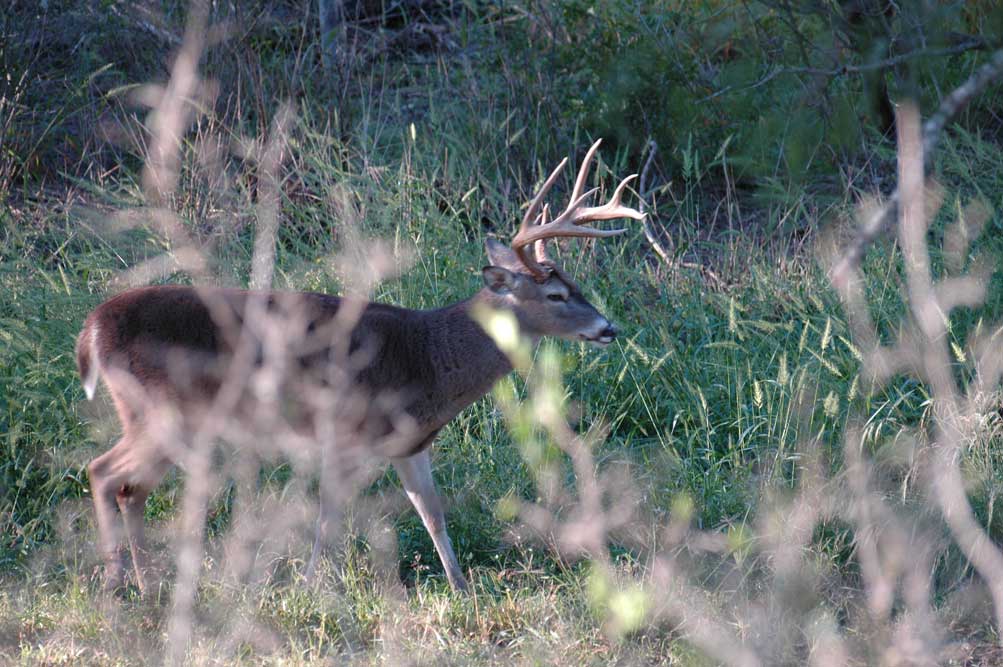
(547, 293, 567, 303)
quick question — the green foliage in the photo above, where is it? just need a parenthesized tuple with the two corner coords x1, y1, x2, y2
(537, 1, 1003, 201)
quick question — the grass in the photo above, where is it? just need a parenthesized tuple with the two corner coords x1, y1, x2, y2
(3, 1, 1003, 665)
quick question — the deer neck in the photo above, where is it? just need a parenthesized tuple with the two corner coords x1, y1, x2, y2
(421, 293, 513, 415)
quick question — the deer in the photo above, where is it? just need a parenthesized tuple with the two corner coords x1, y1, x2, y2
(76, 139, 644, 594)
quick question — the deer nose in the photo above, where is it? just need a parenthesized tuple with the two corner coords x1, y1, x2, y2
(599, 323, 617, 342)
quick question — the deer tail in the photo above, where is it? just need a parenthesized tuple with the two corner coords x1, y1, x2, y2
(76, 319, 101, 400)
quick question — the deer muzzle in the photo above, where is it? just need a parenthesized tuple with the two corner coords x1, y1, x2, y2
(579, 320, 618, 346)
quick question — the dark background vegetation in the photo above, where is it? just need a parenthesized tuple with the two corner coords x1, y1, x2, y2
(3, 1, 1003, 663)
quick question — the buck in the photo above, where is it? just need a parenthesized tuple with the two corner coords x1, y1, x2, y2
(77, 140, 643, 593)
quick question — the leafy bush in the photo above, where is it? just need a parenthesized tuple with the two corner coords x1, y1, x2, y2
(536, 1, 1003, 196)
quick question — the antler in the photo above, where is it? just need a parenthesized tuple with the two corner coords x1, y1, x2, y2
(511, 139, 645, 279)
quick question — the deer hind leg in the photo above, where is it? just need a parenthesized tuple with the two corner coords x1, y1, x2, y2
(115, 456, 171, 594)
(88, 441, 128, 591)
(115, 485, 150, 593)
(393, 448, 469, 592)
(88, 436, 171, 593)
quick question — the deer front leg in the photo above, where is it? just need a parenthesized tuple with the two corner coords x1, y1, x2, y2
(306, 440, 346, 584)
(393, 448, 469, 592)
(305, 482, 341, 584)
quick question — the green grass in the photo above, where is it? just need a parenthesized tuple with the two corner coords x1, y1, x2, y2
(3, 2, 1003, 665)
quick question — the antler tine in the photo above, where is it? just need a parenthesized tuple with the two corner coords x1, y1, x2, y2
(514, 164, 565, 279)
(569, 138, 603, 208)
(519, 157, 568, 234)
(534, 204, 550, 265)
(564, 173, 646, 223)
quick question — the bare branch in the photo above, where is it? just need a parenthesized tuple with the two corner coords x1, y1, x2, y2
(703, 40, 995, 103)
(829, 49, 1003, 289)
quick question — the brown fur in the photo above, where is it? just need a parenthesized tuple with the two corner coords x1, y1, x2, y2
(77, 285, 514, 450)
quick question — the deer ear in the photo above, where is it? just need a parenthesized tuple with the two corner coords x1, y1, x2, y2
(482, 266, 519, 294)
(484, 238, 521, 271)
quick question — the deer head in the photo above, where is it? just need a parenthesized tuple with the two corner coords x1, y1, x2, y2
(480, 140, 645, 346)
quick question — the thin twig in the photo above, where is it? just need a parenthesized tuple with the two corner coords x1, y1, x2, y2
(703, 40, 993, 102)
(107, 4, 183, 46)
(637, 140, 670, 265)
(637, 140, 725, 288)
